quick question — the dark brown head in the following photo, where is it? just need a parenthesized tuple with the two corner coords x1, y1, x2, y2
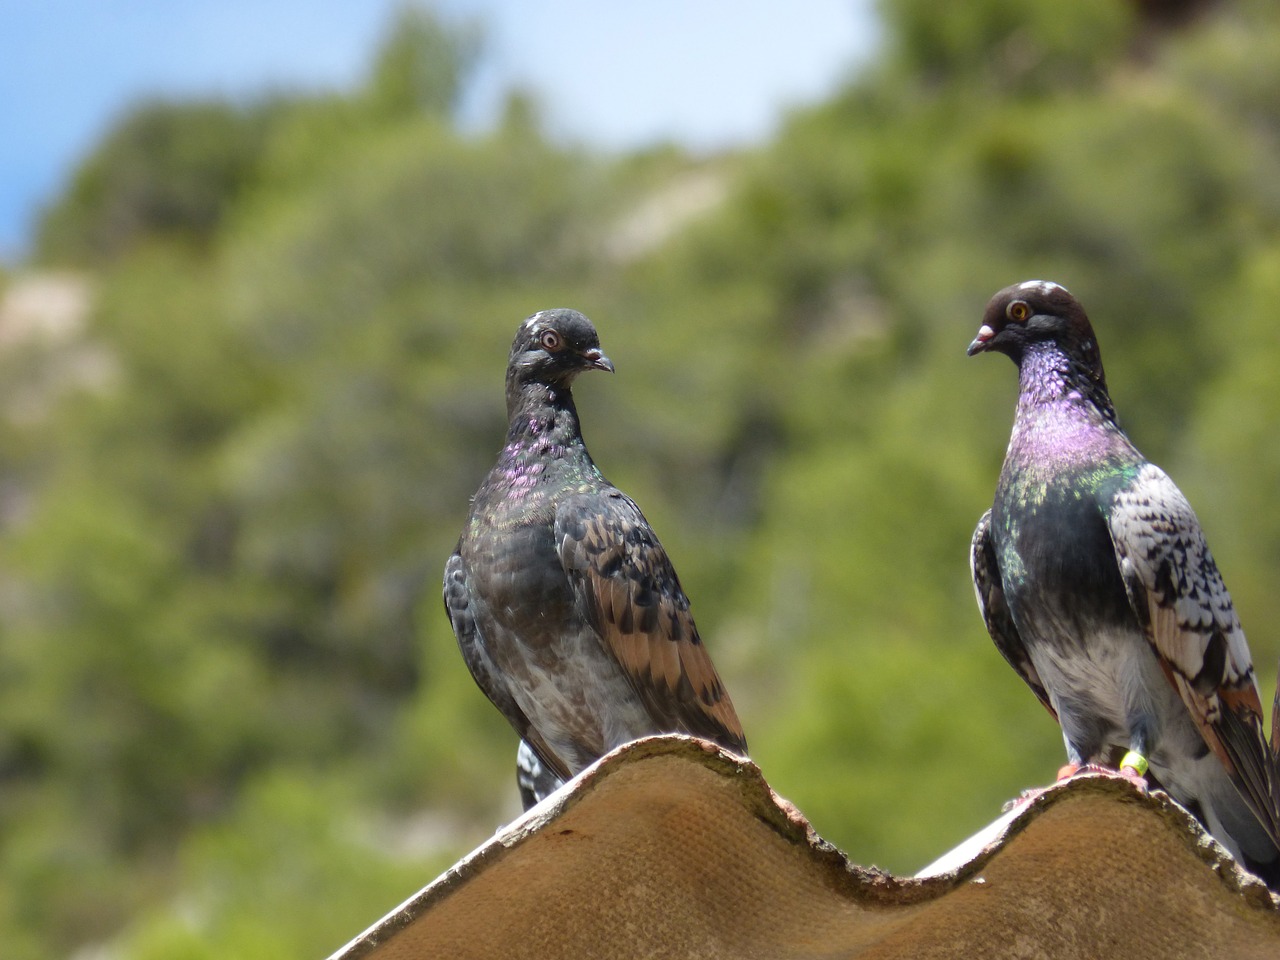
(967, 280, 1105, 385)
(507, 309, 614, 393)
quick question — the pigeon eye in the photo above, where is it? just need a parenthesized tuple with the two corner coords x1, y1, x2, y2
(539, 330, 564, 351)
(1007, 300, 1031, 323)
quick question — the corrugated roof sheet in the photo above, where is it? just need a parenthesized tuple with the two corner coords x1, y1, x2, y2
(329, 735, 1280, 959)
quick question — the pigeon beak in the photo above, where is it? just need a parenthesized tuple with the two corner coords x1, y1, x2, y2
(581, 348, 615, 373)
(967, 324, 995, 356)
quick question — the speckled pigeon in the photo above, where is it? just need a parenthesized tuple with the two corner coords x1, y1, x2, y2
(444, 309, 747, 810)
(968, 280, 1280, 886)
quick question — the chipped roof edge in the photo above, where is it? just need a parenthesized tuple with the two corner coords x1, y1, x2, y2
(918, 770, 1280, 907)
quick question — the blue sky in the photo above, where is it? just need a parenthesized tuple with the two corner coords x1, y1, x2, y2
(0, 1, 877, 261)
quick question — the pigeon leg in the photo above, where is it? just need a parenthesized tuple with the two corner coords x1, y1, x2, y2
(1056, 748, 1150, 793)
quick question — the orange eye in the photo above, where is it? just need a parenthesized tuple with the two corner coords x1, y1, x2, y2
(1007, 300, 1031, 322)
(539, 330, 563, 351)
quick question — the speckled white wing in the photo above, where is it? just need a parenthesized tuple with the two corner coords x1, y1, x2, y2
(1108, 462, 1279, 846)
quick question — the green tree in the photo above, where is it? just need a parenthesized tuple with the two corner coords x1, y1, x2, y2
(34, 101, 278, 265)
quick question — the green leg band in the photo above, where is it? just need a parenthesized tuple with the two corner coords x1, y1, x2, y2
(1119, 750, 1148, 776)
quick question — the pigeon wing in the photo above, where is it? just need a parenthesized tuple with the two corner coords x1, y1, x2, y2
(1108, 462, 1280, 847)
(554, 490, 747, 756)
(971, 509, 1057, 720)
(444, 549, 570, 781)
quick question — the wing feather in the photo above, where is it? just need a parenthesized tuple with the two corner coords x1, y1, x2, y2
(444, 550, 570, 781)
(1108, 463, 1280, 847)
(555, 492, 747, 756)
(971, 510, 1057, 720)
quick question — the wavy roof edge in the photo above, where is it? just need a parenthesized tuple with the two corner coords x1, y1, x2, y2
(329, 735, 1280, 960)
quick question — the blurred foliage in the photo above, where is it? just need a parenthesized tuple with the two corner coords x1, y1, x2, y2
(6, 1, 1280, 956)
(34, 101, 279, 265)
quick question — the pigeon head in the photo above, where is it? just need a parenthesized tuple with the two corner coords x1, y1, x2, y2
(968, 280, 1112, 413)
(508, 309, 615, 390)
(967, 280, 1106, 379)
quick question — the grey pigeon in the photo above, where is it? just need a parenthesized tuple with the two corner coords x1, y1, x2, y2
(444, 309, 746, 809)
(969, 280, 1280, 886)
